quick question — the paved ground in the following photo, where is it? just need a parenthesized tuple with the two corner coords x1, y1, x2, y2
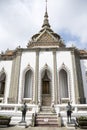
(0, 126, 85, 130)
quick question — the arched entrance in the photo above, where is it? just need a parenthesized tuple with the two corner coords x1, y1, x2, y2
(41, 69, 51, 106)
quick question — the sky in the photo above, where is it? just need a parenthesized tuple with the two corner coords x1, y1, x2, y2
(0, 0, 87, 53)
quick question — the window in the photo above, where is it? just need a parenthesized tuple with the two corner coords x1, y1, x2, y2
(85, 71, 87, 82)
(0, 73, 6, 97)
(24, 70, 33, 98)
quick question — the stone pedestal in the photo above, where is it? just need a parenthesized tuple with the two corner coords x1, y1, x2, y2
(57, 117, 62, 127)
(66, 119, 75, 129)
(18, 122, 27, 128)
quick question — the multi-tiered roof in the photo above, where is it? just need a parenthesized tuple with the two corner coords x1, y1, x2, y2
(27, 1, 65, 48)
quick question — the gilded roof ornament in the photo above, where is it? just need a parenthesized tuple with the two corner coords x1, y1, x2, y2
(42, 0, 50, 28)
(27, 0, 65, 48)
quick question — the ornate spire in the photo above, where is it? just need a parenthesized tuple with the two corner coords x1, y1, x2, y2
(46, 0, 47, 13)
(42, 0, 50, 28)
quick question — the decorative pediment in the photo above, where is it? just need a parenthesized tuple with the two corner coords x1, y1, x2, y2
(36, 31, 56, 43)
(27, 3, 65, 48)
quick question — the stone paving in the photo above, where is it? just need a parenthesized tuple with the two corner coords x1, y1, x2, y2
(0, 126, 85, 130)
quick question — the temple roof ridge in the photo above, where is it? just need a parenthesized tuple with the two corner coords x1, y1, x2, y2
(27, 0, 65, 48)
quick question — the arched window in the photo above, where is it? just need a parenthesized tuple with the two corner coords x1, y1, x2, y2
(85, 71, 87, 82)
(59, 69, 68, 98)
(24, 70, 33, 98)
(0, 73, 6, 97)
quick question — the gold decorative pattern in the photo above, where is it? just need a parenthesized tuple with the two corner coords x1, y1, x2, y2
(37, 32, 55, 42)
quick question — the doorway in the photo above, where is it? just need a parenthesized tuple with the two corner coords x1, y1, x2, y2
(42, 69, 51, 106)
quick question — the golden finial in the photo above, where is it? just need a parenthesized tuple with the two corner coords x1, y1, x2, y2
(42, 0, 50, 28)
(46, 0, 47, 12)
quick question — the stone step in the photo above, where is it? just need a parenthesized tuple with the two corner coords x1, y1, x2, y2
(41, 109, 51, 112)
(36, 124, 59, 127)
(35, 112, 59, 127)
(37, 112, 57, 115)
(41, 106, 51, 108)
(41, 106, 51, 112)
(64, 119, 76, 129)
(36, 122, 58, 125)
(35, 119, 58, 127)
(36, 116, 57, 119)
(36, 118, 57, 121)
(37, 114, 57, 117)
(36, 120, 58, 123)
(65, 123, 75, 129)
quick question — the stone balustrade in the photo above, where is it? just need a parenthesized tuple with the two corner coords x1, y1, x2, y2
(0, 103, 87, 125)
(0, 103, 87, 116)
(0, 103, 38, 113)
(0, 103, 87, 113)
(55, 104, 87, 116)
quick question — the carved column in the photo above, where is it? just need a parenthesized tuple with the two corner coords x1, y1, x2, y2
(75, 51, 86, 103)
(34, 51, 39, 104)
(8, 50, 22, 103)
(53, 51, 58, 104)
(71, 49, 86, 104)
(71, 50, 79, 103)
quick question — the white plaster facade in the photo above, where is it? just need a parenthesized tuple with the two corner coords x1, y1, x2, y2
(0, 49, 87, 105)
(18, 52, 36, 103)
(0, 5, 87, 107)
(80, 60, 87, 103)
(56, 51, 75, 103)
(0, 60, 12, 103)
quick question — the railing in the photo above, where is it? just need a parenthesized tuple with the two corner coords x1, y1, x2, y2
(0, 103, 38, 113)
(55, 104, 87, 115)
(0, 103, 87, 115)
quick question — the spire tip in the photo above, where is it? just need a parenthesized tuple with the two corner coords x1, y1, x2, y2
(42, 0, 50, 28)
(46, 0, 47, 12)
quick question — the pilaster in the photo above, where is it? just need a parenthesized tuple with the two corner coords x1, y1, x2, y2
(8, 50, 22, 103)
(71, 50, 79, 103)
(34, 51, 39, 104)
(71, 50, 86, 104)
(53, 51, 58, 104)
(75, 51, 86, 103)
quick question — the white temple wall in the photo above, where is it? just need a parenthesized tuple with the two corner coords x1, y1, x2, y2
(56, 51, 75, 103)
(80, 60, 87, 103)
(16, 50, 85, 104)
(39, 51, 53, 102)
(18, 52, 36, 103)
(39, 51, 53, 70)
(0, 60, 12, 103)
(39, 51, 75, 104)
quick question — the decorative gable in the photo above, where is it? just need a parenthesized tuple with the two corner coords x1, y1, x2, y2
(37, 31, 56, 43)
(27, 7, 65, 48)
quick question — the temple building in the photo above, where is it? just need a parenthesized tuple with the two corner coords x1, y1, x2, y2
(0, 1, 87, 126)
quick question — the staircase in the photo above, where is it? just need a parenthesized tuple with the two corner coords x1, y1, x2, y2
(35, 106, 60, 127)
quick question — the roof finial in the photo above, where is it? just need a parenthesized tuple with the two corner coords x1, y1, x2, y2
(42, 0, 50, 28)
(46, 0, 47, 13)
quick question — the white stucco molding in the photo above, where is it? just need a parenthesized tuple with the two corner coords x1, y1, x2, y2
(40, 63, 52, 77)
(38, 63, 52, 104)
(58, 63, 72, 103)
(21, 64, 34, 103)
